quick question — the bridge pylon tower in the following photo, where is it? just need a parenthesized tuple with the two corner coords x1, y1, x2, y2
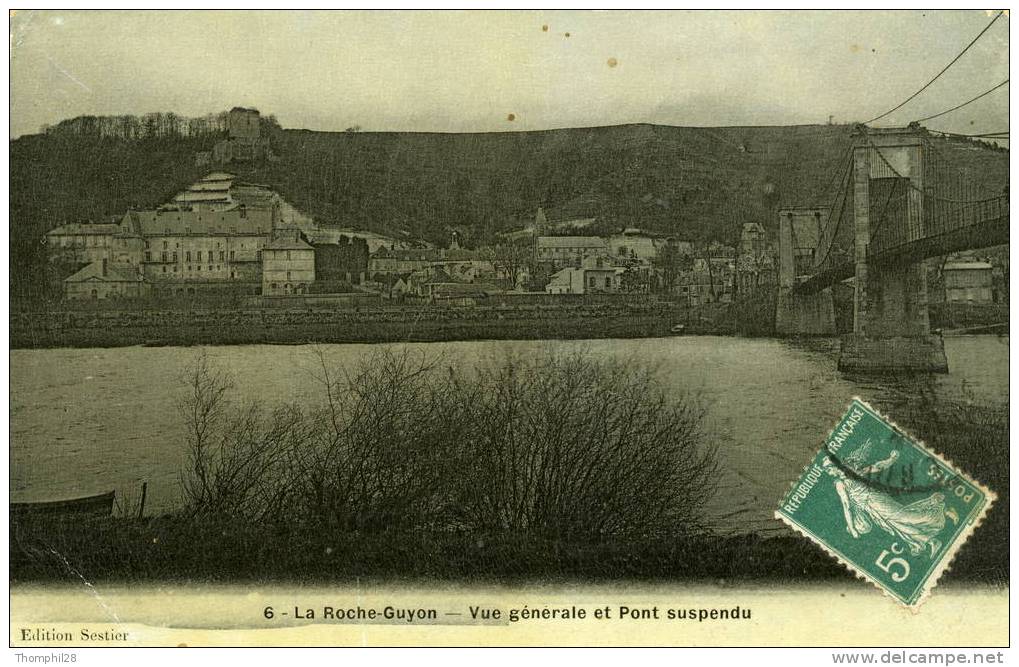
(839, 124, 947, 373)
(775, 207, 836, 335)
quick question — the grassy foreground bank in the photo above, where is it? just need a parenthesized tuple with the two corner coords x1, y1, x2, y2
(12, 518, 852, 584)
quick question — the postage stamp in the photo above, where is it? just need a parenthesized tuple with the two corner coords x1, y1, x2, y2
(776, 398, 995, 608)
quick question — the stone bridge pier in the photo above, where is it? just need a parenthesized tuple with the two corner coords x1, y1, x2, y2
(838, 127, 947, 373)
(775, 207, 835, 336)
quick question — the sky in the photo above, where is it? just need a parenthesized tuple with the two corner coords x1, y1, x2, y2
(9, 10, 1010, 138)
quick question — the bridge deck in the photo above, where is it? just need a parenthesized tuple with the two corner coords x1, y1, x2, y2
(793, 214, 1008, 294)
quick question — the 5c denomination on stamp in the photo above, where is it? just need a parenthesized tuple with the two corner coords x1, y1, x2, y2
(776, 398, 995, 608)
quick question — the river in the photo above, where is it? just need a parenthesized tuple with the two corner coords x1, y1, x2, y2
(10, 335, 1008, 534)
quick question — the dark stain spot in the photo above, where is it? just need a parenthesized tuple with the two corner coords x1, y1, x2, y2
(607, 57, 618, 68)
(507, 113, 516, 122)
(564, 32, 571, 38)
(542, 24, 548, 32)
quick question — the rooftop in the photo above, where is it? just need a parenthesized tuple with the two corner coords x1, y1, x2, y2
(124, 208, 274, 236)
(174, 192, 233, 203)
(183, 181, 233, 192)
(65, 260, 141, 283)
(47, 223, 123, 236)
(200, 172, 237, 182)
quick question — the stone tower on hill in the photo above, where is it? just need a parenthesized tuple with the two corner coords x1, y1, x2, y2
(228, 107, 260, 142)
(209, 107, 267, 164)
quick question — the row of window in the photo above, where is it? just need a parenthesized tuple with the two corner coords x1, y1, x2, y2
(144, 250, 244, 263)
(158, 265, 239, 279)
(268, 283, 308, 294)
(57, 237, 111, 247)
(540, 247, 602, 255)
(153, 239, 262, 250)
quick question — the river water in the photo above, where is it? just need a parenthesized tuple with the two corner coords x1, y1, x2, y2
(10, 335, 1008, 534)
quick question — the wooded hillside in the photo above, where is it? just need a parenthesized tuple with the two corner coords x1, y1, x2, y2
(11, 116, 1007, 299)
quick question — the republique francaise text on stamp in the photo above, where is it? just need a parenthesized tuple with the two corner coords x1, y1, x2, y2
(776, 398, 995, 607)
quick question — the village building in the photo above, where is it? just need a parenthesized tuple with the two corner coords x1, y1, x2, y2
(606, 229, 662, 262)
(64, 259, 149, 300)
(942, 261, 994, 303)
(404, 266, 456, 297)
(736, 222, 777, 291)
(45, 222, 124, 266)
(309, 227, 406, 254)
(739, 222, 770, 256)
(675, 269, 733, 306)
(168, 173, 312, 228)
(545, 255, 621, 294)
(42, 172, 378, 299)
(124, 207, 272, 295)
(499, 207, 600, 243)
(369, 248, 445, 276)
(389, 275, 412, 298)
(170, 172, 237, 209)
(535, 236, 609, 269)
(262, 230, 315, 295)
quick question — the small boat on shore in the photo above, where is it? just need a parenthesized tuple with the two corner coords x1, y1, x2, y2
(11, 490, 116, 520)
(669, 324, 687, 334)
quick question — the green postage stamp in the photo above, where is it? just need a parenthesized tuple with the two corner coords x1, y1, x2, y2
(776, 398, 995, 607)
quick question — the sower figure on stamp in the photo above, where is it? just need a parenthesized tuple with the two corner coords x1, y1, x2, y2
(822, 442, 960, 558)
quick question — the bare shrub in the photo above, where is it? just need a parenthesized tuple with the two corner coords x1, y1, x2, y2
(179, 349, 456, 529)
(285, 347, 457, 531)
(179, 352, 304, 520)
(443, 350, 717, 538)
(178, 347, 717, 539)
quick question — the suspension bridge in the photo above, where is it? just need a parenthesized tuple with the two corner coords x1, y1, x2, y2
(776, 123, 1008, 372)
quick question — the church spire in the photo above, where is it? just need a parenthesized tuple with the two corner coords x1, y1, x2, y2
(535, 207, 548, 235)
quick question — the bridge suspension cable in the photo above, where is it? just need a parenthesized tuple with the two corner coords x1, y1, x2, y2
(813, 148, 855, 269)
(912, 79, 1009, 123)
(865, 10, 1005, 124)
(864, 133, 1008, 251)
(928, 129, 1008, 138)
(820, 145, 853, 201)
(868, 177, 908, 247)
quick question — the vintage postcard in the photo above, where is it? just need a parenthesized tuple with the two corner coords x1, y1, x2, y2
(7, 7, 1010, 655)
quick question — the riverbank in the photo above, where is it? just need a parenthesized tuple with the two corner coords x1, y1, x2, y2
(10, 303, 714, 349)
(11, 296, 1005, 349)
